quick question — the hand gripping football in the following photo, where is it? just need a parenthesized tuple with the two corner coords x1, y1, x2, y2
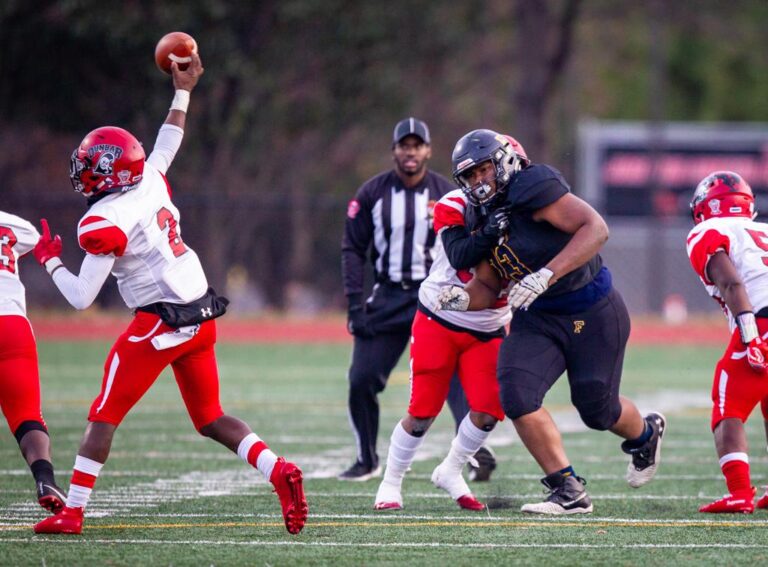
(155, 32, 198, 74)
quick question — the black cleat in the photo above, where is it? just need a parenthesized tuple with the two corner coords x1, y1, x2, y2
(337, 461, 382, 482)
(521, 472, 593, 515)
(37, 481, 66, 514)
(467, 445, 497, 482)
(622, 412, 666, 488)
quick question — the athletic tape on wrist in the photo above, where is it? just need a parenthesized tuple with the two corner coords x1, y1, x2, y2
(736, 311, 759, 344)
(170, 89, 190, 112)
(44, 257, 63, 276)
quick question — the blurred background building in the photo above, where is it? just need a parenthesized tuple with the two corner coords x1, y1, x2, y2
(2, 0, 766, 316)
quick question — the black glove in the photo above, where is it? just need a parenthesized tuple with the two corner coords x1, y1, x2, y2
(346, 294, 375, 338)
(481, 206, 511, 239)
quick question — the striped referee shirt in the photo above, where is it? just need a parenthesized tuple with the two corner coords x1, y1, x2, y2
(342, 170, 455, 296)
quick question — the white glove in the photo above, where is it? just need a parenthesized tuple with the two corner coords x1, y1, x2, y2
(508, 268, 554, 310)
(434, 285, 470, 312)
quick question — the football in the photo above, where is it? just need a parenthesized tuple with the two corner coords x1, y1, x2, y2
(154, 32, 198, 74)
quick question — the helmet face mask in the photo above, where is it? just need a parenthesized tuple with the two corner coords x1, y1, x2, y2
(70, 126, 146, 197)
(452, 129, 529, 206)
(690, 171, 755, 224)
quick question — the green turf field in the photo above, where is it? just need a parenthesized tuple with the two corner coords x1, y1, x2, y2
(2, 340, 768, 566)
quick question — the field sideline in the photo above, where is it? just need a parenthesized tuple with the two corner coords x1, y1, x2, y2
(1, 321, 764, 566)
(28, 313, 730, 345)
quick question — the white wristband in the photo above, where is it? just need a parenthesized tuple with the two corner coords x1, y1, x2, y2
(170, 89, 190, 112)
(736, 311, 759, 344)
(44, 257, 63, 276)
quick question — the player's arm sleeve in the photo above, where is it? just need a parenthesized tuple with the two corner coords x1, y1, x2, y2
(146, 124, 185, 174)
(341, 189, 374, 297)
(50, 253, 115, 310)
(434, 196, 497, 270)
(440, 226, 497, 270)
(686, 228, 730, 285)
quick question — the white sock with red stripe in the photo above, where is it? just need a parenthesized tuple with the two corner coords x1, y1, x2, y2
(381, 422, 424, 489)
(66, 455, 104, 510)
(442, 415, 490, 472)
(237, 433, 278, 481)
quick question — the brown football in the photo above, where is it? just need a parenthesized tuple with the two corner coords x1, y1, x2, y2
(154, 32, 198, 74)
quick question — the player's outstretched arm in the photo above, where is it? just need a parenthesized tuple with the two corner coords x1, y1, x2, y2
(32, 219, 114, 310)
(148, 52, 204, 174)
(165, 52, 204, 129)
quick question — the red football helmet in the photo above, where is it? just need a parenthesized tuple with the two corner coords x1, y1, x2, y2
(690, 171, 755, 224)
(70, 126, 146, 197)
(503, 135, 530, 168)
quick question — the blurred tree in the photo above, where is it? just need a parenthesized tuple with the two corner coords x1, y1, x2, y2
(1, 0, 766, 310)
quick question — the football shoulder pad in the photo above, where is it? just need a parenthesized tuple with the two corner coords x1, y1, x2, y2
(433, 190, 468, 232)
(78, 216, 128, 256)
(686, 225, 730, 284)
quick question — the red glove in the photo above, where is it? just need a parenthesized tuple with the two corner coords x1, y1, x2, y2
(747, 337, 768, 374)
(32, 219, 62, 266)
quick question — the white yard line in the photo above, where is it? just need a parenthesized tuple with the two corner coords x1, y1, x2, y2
(2, 538, 768, 550)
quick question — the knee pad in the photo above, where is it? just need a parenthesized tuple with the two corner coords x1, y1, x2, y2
(14, 420, 48, 444)
(499, 380, 542, 420)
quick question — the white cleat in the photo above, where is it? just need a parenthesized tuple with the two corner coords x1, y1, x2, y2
(431, 463, 485, 510)
(374, 480, 403, 510)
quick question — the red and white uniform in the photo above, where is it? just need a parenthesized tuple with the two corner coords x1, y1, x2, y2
(687, 216, 768, 428)
(407, 190, 508, 421)
(0, 211, 39, 316)
(0, 211, 44, 433)
(49, 125, 223, 430)
(422, 189, 511, 333)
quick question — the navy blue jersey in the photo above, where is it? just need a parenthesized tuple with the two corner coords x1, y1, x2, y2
(489, 164, 603, 298)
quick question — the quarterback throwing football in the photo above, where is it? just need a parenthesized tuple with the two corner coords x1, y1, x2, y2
(32, 53, 307, 535)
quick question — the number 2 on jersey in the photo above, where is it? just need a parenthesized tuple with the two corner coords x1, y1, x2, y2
(0, 226, 18, 274)
(156, 207, 188, 257)
(746, 229, 768, 266)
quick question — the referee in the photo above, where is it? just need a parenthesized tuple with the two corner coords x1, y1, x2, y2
(339, 118, 495, 481)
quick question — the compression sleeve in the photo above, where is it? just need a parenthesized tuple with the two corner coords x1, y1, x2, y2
(49, 253, 115, 310)
(146, 124, 185, 174)
(440, 225, 497, 270)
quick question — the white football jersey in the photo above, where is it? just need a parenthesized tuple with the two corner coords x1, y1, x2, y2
(419, 191, 511, 334)
(0, 211, 39, 316)
(687, 216, 768, 330)
(77, 162, 208, 309)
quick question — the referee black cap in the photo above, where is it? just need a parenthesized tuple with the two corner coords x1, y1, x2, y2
(393, 117, 431, 145)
